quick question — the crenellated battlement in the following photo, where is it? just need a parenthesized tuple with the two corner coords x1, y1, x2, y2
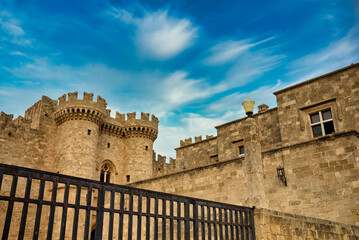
(179, 135, 215, 147)
(54, 91, 108, 126)
(54, 92, 159, 140)
(102, 111, 158, 140)
(152, 151, 176, 175)
(57, 91, 107, 109)
(0, 112, 34, 133)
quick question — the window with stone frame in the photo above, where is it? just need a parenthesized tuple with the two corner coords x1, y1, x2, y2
(238, 145, 245, 155)
(100, 164, 111, 183)
(310, 109, 335, 138)
(232, 139, 244, 156)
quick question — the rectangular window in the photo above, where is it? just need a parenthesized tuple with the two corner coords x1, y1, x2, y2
(126, 175, 130, 182)
(310, 109, 334, 138)
(88, 129, 91, 135)
(107, 143, 110, 148)
(239, 145, 245, 155)
(145, 146, 148, 151)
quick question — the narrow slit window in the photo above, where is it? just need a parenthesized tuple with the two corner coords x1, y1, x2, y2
(239, 146, 245, 155)
(107, 143, 110, 148)
(145, 146, 148, 151)
(126, 175, 130, 182)
(88, 129, 91, 135)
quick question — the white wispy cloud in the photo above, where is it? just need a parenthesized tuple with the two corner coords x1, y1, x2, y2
(161, 71, 225, 106)
(207, 80, 282, 114)
(205, 37, 274, 65)
(224, 51, 285, 88)
(0, 10, 31, 46)
(289, 24, 359, 84)
(110, 8, 198, 60)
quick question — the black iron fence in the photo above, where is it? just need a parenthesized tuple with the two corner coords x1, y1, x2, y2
(0, 163, 255, 239)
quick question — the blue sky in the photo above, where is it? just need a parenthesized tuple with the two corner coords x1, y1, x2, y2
(0, 0, 358, 158)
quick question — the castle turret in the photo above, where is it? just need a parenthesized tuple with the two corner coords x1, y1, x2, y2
(53, 91, 106, 179)
(101, 111, 159, 183)
(53, 91, 159, 183)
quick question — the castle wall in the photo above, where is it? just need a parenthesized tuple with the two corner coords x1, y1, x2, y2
(262, 131, 359, 224)
(175, 136, 218, 171)
(130, 131, 359, 225)
(131, 158, 248, 207)
(254, 208, 359, 240)
(275, 64, 359, 147)
(216, 108, 282, 162)
(0, 96, 57, 171)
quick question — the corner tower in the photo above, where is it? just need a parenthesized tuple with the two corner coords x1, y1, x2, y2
(53, 91, 106, 179)
(101, 111, 158, 183)
(53, 91, 159, 183)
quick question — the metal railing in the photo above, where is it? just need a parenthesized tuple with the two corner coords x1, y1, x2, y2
(0, 163, 255, 239)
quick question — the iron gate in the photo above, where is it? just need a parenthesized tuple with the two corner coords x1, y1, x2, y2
(0, 163, 255, 239)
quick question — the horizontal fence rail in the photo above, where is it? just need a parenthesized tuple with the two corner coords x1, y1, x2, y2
(0, 163, 255, 240)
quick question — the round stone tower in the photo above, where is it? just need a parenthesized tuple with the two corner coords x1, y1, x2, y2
(53, 91, 107, 179)
(122, 112, 158, 182)
(53, 91, 159, 183)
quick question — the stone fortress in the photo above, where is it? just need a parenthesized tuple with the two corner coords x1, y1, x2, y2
(0, 63, 359, 239)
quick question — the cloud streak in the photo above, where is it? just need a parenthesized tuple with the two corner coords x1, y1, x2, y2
(111, 9, 198, 60)
(205, 37, 274, 65)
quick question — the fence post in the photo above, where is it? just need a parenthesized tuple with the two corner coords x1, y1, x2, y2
(250, 207, 256, 240)
(193, 201, 199, 240)
(95, 185, 105, 239)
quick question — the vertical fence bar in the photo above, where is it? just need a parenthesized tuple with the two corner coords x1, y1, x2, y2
(0, 172, 3, 190)
(59, 183, 70, 240)
(170, 200, 174, 240)
(154, 197, 159, 240)
(83, 186, 92, 240)
(72, 185, 82, 240)
(201, 205, 205, 240)
(249, 209, 255, 240)
(108, 190, 115, 240)
(244, 212, 249, 240)
(234, 211, 239, 240)
(184, 201, 190, 240)
(219, 208, 223, 240)
(162, 199, 166, 240)
(33, 178, 45, 240)
(213, 207, 217, 240)
(118, 192, 125, 240)
(224, 209, 229, 240)
(47, 180, 58, 240)
(18, 177, 32, 240)
(145, 196, 151, 240)
(177, 201, 181, 240)
(137, 194, 142, 240)
(229, 210, 234, 240)
(95, 186, 105, 240)
(239, 211, 244, 240)
(193, 202, 199, 240)
(128, 193, 133, 240)
(2, 174, 18, 240)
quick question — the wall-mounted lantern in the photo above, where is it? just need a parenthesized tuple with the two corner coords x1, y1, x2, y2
(242, 98, 255, 116)
(277, 166, 287, 186)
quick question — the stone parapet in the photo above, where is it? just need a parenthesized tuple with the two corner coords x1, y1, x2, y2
(53, 92, 158, 140)
(54, 91, 107, 126)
